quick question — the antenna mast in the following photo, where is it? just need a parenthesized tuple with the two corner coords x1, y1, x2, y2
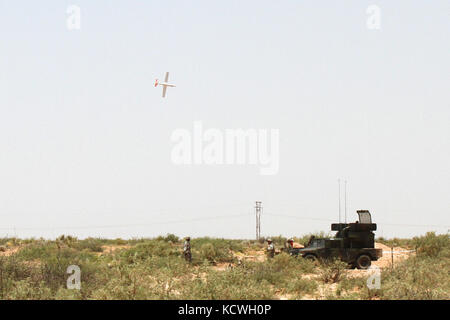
(344, 180, 347, 223)
(338, 179, 341, 223)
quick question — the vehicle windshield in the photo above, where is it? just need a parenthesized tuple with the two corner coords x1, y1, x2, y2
(308, 239, 325, 248)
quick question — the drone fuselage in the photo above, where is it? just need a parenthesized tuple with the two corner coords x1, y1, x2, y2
(155, 72, 175, 97)
(157, 82, 176, 87)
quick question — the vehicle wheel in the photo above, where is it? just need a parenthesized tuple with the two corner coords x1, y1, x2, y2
(356, 255, 371, 270)
(304, 254, 317, 262)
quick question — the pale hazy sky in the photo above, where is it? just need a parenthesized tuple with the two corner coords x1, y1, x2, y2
(0, 1, 449, 239)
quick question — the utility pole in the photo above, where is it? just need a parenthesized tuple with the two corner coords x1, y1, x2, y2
(255, 201, 262, 240)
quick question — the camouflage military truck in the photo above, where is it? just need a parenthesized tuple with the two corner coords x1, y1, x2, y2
(290, 210, 382, 269)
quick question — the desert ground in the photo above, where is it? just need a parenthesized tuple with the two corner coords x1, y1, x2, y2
(0, 232, 448, 300)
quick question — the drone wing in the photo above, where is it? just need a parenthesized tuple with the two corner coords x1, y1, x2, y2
(162, 85, 167, 98)
(164, 72, 169, 82)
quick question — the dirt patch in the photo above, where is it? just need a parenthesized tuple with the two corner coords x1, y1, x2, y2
(345, 268, 377, 279)
(343, 242, 414, 278)
(101, 245, 131, 254)
(0, 246, 21, 257)
(211, 262, 233, 272)
(373, 242, 414, 269)
(274, 289, 294, 300)
(234, 250, 266, 262)
(316, 282, 339, 299)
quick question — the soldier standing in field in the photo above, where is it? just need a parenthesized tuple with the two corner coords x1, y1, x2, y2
(266, 238, 275, 258)
(286, 238, 294, 255)
(183, 237, 192, 263)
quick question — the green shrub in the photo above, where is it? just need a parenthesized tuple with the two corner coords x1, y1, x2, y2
(71, 238, 104, 253)
(113, 238, 128, 245)
(0, 256, 35, 298)
(379, 255, 449, 300)
(197, 243, 234, 264)
(120, 240, 179, 263)
(413, 232, 449, 258)
(250, 262, 285, 285)
(191, 238, 244, 253)
(336, 277, 366, 298)
(191, 238, 243, 264)
(319, 258, 348, 284)
(3, 280, 53, 300)
(286, 278, 318, 297)
(240, 253, 316, 288)
(156, 234, 179, 243)
(179, 268, 274, 300)
(1, 234, 447, 300)
(16, 242, 57, 260)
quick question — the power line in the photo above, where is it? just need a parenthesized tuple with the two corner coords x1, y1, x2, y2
(0, 213, 253, 231)
(376, 222, 450, 228)
(265, 213, 335, 222)
(2, 211, 448, 233)
(265, 213, 450, 228)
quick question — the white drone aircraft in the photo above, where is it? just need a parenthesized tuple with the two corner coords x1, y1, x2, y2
(154, 72, 176, 98)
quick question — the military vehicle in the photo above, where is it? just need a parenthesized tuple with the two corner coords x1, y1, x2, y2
(290, 210, 382, 269)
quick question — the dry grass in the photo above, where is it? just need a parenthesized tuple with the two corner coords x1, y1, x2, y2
(0, 232, 448, 300)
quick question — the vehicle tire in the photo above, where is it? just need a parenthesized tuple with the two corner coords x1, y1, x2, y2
(303, 254, 317, 262)
(356, 254, 371, 270)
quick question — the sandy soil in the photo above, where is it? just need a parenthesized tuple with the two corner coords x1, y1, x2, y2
(232, 242, 415, 290)
(100, 245, 131, 254)
(0, 246, 20, 257)
(1, 241, 415, 300)
(372, 242, 415, 268)
(211, 262, 233, 271)
(234, 250, 266, 262)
